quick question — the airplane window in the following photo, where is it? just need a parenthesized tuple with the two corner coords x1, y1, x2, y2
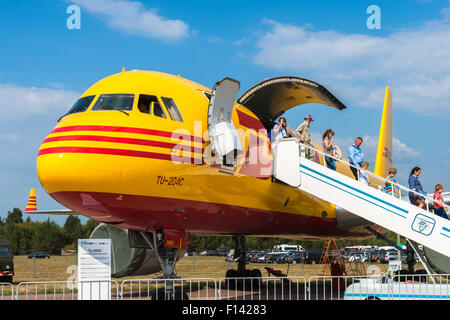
(161, 97, 184, 122)
(153, 102, 167, 119)
(138, 94, 167, 119)
(66, 95, 96, 115)
(92, 94, 134, 111)
(137, 95, 153, 114)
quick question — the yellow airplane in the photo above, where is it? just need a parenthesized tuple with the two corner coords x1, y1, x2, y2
(27, 70, 393, 279)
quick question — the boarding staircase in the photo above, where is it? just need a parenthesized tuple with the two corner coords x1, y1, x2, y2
(272, 138, 450, 263)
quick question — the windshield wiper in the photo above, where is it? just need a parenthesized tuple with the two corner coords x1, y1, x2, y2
(114, 109, 129, 116)
(102, 105, 130, 116)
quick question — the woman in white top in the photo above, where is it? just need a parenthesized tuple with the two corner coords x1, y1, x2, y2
(322, 129, 336, 170)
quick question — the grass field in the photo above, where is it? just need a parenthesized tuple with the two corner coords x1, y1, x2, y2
(0, 255, 427, 298)
(10, 254, 397, 284)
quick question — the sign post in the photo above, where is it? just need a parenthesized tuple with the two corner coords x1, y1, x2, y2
(77, 239, 111, 300)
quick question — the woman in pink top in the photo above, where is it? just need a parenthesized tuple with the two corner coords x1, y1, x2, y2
(433, 184, 448, 219)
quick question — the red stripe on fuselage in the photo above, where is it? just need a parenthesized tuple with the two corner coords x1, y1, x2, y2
(50, 125, 204, 144)
(43, 135, 203, 155)
(38, 146, 195, 163)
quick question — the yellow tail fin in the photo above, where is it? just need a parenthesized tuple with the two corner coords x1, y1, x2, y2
(374, 87, 393, 177)
(25, 188, 37, 212)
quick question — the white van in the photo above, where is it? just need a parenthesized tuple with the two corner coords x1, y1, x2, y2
(344, 261, 449, 300)
(344, 276, 450, 300)
(378, 246, 398, 251)
(273, 244, 304, 252)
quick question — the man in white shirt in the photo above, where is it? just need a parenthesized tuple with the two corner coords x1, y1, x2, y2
(271, 117, 294, 142)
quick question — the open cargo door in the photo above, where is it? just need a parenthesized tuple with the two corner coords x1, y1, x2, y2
(207, 78, 243, 166)
(238, 76, 347, 127)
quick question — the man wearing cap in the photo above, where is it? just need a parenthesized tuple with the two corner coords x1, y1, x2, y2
(295, 115, 314, 160)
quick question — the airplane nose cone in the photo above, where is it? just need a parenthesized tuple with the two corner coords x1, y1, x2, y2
(37, 131, 124, 198)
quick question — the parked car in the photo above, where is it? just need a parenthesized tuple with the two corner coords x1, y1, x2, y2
(303, 249, 324, 264)
(257, 252, 269, 263)
(273, 252, 293, 264)
(284, 251, 305, 264)
(346, 253, 364, 262)
(200, 250, 217, 256)
(267, 252, 286, 264)
(216, 247, 229, 256)
(272, 244, 305, 252)
(379, 250, 404, 263)
(28, 251, 50, 259)
(250, 251, 266, 263)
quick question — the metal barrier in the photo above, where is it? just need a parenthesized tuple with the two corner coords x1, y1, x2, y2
(310, 274, 450, 300)
(7, 275, 450, 300)
(218, 276, 308, 300)
(388, 274, 450, 300)
(120, 278, 217, 300)
(309, 275, 386, 300)
(0, 282, 14, 300)
(15, 280, 119, 300)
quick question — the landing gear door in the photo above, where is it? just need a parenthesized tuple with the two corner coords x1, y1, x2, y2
(207, 78, 243, 165)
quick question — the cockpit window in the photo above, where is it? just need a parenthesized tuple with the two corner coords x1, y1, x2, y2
(138, 95, 156, 115)
(153, 102, 167, 119)
(66, 95, 96, 115)
(138, 94, 167, 119)
(161, 97, 184, 122)
(91, 94, 134, 111)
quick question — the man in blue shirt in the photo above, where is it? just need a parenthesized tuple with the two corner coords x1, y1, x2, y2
(348, 137, 364, 180)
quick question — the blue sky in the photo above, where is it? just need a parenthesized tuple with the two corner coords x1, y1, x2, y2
(1, 0, 450, 225)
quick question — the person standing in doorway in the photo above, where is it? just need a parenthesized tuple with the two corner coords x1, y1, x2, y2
(271, 117, 294, 142)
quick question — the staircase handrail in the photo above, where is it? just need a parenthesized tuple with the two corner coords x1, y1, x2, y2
(298, 141, 448, 213)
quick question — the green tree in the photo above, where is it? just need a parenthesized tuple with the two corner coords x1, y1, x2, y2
(83, 219, 100, 238)
(4, 223, 25, 254)
(5, 208, 23, 225)
(31, 219, 68, 254)
(64, 215, 84, 246)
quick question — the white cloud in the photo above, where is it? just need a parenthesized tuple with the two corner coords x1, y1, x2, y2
(0, 132, 20, 144)
(311, 132, 418, 163)
(441, 7, 450, 21)
(0, 83, 80, 122)
(207, 36, 223, 43)
(253, 17, 450, 114)
(71, 0, 189, 41)
(393, 137, 420, 159)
